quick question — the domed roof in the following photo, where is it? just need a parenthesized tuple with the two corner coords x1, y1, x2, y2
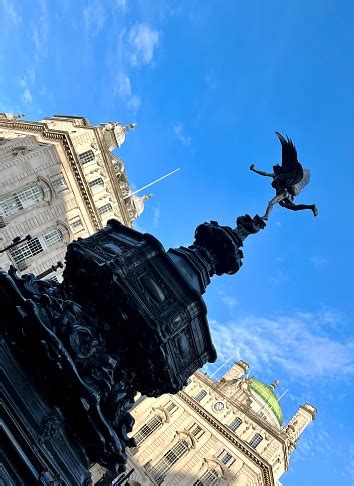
(249, 379, 283, 425)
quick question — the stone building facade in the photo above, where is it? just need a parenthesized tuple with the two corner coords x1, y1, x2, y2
(92, 360, 316, 485)
(0, 113, 150, 281)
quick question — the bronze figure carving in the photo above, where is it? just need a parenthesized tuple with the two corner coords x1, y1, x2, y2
(250, 132, 318, 220)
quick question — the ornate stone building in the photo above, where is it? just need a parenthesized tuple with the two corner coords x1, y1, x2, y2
(92, 360, 316, 485)
(0, 113, 150, 280)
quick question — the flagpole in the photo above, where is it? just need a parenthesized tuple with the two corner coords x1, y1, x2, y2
(124, 168, 180, 198)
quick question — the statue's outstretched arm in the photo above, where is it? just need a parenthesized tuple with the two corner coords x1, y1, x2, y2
(250, 164, 274, 177)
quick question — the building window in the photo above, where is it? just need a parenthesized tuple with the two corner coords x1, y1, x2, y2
(79, 150, 95, 164)
(0, 186, 44, 217)
(8, 228, 62, 265)
(190, 424, 204, 440)
(70, 216, 84, 231)
(249, 433, 263, 449)
(51, 173, 67, 191)
(219, 450, 233, 465)
(194, 469, 219, 486)
(43, 229, 62, 247)
(195, 390, 207, 402)
(134, 415, 163, 447)
(149, 440, 189, 484)
(165, 401, 177, 414)
(228, 417, 242, 432)
(89, 177, 104, 192)
(98, 203, 112, 215)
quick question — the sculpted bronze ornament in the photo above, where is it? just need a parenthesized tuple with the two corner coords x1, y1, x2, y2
(250, 132, 318, 220)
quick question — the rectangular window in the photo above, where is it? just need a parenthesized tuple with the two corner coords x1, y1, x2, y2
(89, 177, 104, 192)
(98, 203, 112, 215)
(190, 424, 204, 440)
(149, 440, 189, 484)
(134, 415, 163, 446)
(51, 173, 67, 191)
(8, 237, 43, 264)
(249, 433, 263, 449)
(219, 451, 233, 465)
(195, 390, 207, 402)
(42, 229, 61, 247)
(79, 150, 94, 165)
(70, 216, 84, 231)
(228, 417, 242, 432)
(165, 401, 177, 414)
(194, 470, 219, 486)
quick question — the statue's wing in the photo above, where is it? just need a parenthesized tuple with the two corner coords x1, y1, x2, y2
(275, 132, 300, 171)
(292, 169, 311, 195)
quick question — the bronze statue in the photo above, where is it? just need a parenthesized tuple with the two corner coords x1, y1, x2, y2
(250, 132, 318, 220)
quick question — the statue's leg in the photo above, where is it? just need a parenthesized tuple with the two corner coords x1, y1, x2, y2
(280, 200, 318, 216)
(261, 193, 286, 220)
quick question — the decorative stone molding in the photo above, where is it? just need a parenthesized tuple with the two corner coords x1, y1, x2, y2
(56, 220, 72, 243)
(37, 176, 54, 205)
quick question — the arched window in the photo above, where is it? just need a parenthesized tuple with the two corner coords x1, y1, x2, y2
(89, 177, 104, 192)
(79, 150, 95, 164)
(98, 203, 112, 215)
(228, 417, 242, 431)
(0, 186, 44, 217)
(194, 469, 220, 486)
(134, 415, 163, 447)
(8, 228, 62, 266)
(249, 433, 263, 449)
(149, 440, 189, 484)
(195, 390, 207, 402)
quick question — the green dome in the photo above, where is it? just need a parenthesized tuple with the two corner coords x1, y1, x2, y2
(249, 379, 283, 425)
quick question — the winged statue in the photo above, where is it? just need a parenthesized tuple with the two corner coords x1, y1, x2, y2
(250, 132, 318, 220)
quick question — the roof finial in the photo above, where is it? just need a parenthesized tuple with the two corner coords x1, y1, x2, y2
(122, 122, 137, 132)
(270, 380, 280, 390)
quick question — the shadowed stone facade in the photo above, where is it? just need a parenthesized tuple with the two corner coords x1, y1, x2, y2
(0, 113, 149, 280)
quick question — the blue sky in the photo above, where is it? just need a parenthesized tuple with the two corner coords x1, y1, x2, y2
(1, 0, 354, 484)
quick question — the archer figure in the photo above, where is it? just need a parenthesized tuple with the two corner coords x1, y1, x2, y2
(250, 132, 318, 221)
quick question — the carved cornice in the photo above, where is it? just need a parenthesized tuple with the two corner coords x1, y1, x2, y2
(92, 127, 132, 228)
(177, 391, 275, 486)
(0, 120, 102, 231)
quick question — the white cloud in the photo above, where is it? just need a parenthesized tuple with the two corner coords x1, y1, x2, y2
(346, 445, 354, 483)
(209, 310, 354, 380)
(2, 0, 21, 25)
(221, 295, 239, 309)
(18, 77, 32, 105)
(22, 88, 32, 105)
(32, 0, 49, 60)
(268, 270, 288, 285)
(115, 73, 141, 112)
(116, 73, 132, 97)
(174, 123, 192, 146)
(152, 207, 160, 228)
(116, 0, 127, 11)
(84, 1, 105, 37)
(310, 255, 328, 266)
(127, 95, 141, 112)
(128, 23, 159, 66)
